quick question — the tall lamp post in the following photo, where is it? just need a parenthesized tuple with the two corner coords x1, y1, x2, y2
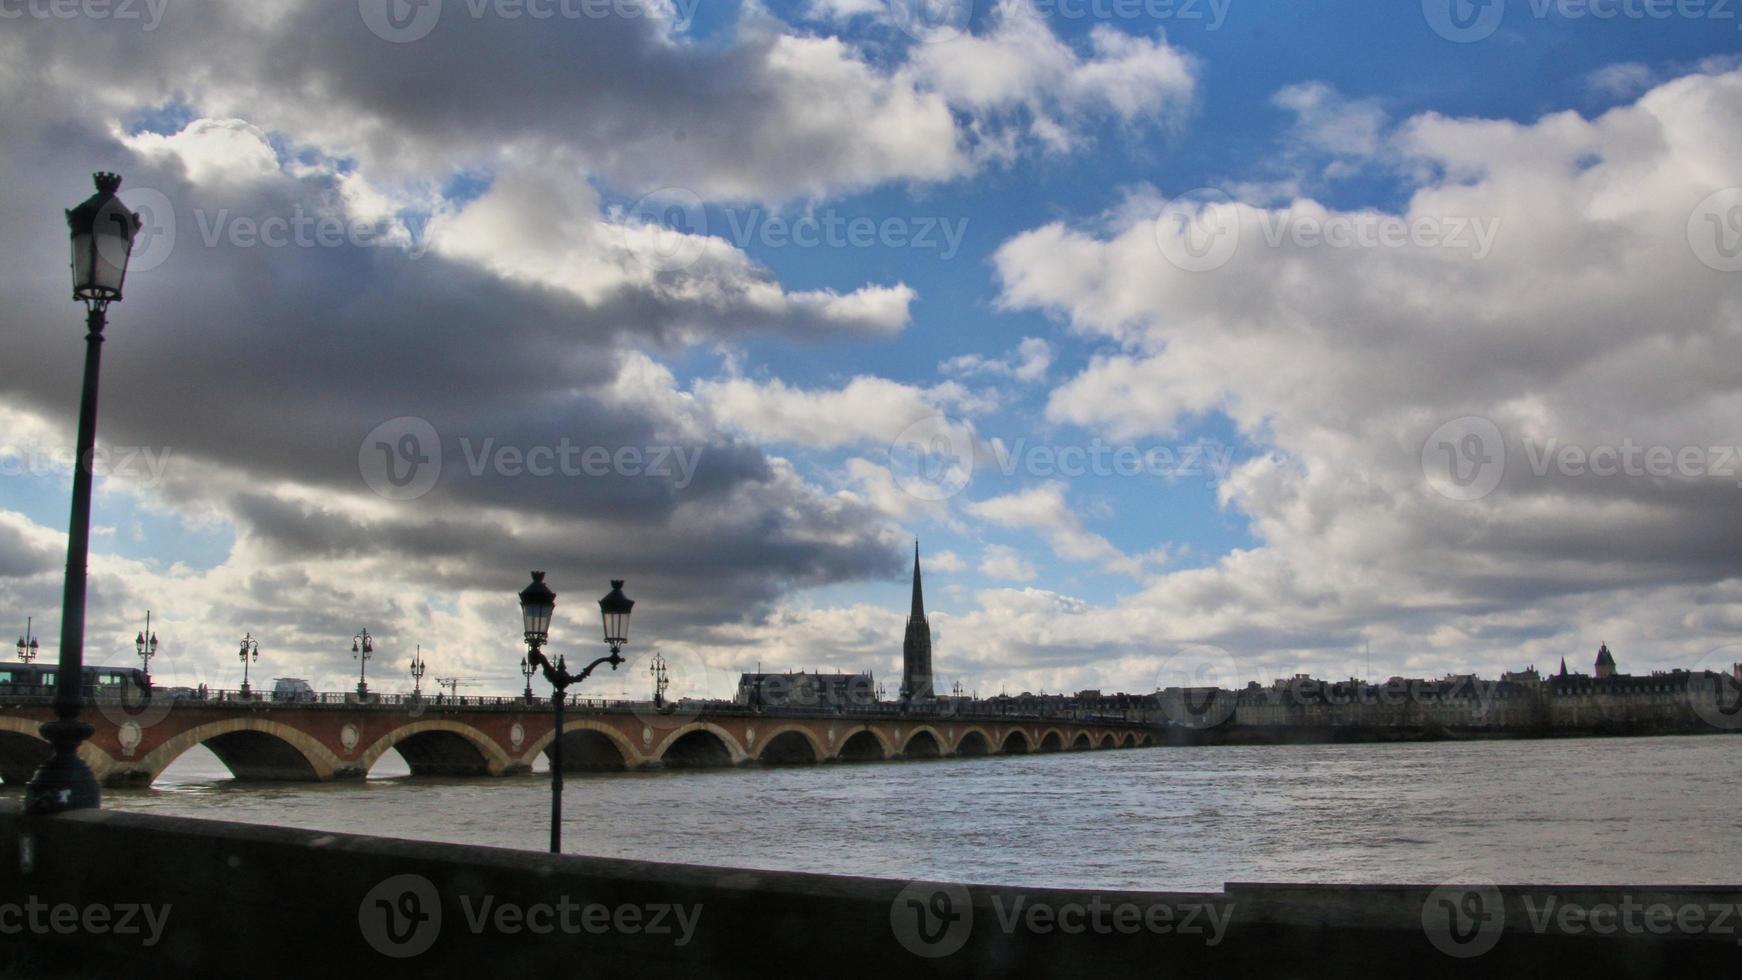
(27, 173, 140, 815)
(16, 618, 39, 664)
(409, 646, 426, 698)
(519, 655, 535, 703)
(238, 633, 259, 698)
(650, 651, 669, 708)
(134, 610, 158, 688)
(519, 572, 631, 854)
(352, 628, 373, 698)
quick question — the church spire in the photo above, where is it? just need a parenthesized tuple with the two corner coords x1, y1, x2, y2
(901, 540, 934, 702)
(910, 540, 925, 622)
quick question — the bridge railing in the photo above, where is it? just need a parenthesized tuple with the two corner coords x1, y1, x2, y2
(0, 688, 1160, 726)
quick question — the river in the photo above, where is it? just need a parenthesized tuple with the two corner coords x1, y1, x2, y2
(13, 734, 1738, 891)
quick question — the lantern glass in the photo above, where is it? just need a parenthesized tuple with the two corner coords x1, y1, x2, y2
(519, 571, 556, 644)
(598, 579, 633, 646)
(67, 173, 139, 303)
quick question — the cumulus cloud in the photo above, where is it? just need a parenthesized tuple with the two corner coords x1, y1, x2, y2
(988, 67, 1742, 679)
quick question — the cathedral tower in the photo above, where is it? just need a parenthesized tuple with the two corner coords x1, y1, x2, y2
(901, 542, 934, 702)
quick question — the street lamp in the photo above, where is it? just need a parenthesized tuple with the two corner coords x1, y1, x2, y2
(519, 655, 535, 703)
(27, 173, 141, 815)
(352, 628, 374, 698)
(519, 571, 631, 854)
(237, 634, 260, 698)
(134, 610, 158, 688)
(409, 646, 426, 698)
(16, 617, 39, 664)
(650, 651, 669, 708)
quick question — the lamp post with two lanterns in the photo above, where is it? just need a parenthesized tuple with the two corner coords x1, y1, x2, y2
(238, 634, 260, 698)
(16, 618, 39, 664)
(135, 611, 158, 689)
(352, 629, 373, 699)
(409, 646, 426, 698)
(26, 173, 142, 815)
(518, 572, 633, 854)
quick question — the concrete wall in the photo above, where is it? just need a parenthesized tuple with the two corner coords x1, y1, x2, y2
(1, 803, 1737, 978)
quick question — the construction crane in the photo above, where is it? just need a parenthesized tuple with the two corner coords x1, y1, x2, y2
(434, 677, 487, 699)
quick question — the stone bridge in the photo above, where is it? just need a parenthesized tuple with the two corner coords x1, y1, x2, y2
(0, 697, 1158, 786)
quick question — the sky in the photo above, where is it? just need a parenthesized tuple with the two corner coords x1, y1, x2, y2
(1, 0, 1741, 701)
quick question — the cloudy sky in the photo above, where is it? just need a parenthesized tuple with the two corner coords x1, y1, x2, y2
(2, 0, 1740, 700)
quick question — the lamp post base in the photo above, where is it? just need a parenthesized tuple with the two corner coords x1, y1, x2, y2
(24, 719, 100, 814)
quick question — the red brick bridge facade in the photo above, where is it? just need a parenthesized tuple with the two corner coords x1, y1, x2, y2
(0, 697, 1158, 786)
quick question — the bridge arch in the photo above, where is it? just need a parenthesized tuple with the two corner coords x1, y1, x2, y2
(953, 727, 992, 757)
(899, 725, 945, 760)
(524, 719, 645, 773)
(652, 722, 747, 768)
(1070, 732, 1092, 751)
(359, 720, 513, 778)
(0, 717, 50, 786)
(136, 717, 340, 783)
(1140, 733, 1157, 747)
(1120, 733, 1137, 748)
(1098, 733, 1116, 750)
(1037, 729, 1066, 752)
(1001, 729, 1031, 754)
(834, 727, 890, 762)
(757, 725, 827, 765)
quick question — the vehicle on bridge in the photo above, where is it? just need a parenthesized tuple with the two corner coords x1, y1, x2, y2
(271, 677, 315, 702)
(0, 662, 149, 700)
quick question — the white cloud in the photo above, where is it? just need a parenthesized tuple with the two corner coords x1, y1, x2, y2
(941, 337, 1053, 382)
(989, 66, 1742, 671)
(979, 544, 1037, 581)
(967, 482, 1144, 576)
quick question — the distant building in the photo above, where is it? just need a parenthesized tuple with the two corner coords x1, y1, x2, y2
(901, 542, 934, 702)
(736, 671, 875, 710)
(1595, 642, 1618, 679)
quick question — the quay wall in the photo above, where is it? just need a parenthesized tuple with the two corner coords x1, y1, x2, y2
(1, 803, 1738, 978)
